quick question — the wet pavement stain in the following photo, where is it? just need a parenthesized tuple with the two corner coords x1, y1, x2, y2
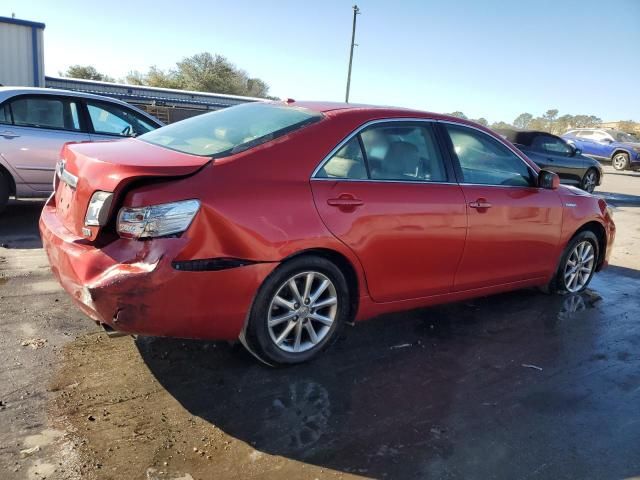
(50, 268, 640, 480)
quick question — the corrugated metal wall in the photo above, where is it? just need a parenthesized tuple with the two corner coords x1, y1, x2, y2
(0, 21, 44, 87)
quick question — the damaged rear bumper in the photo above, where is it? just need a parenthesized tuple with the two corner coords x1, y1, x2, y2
(39, 204, 277, 340)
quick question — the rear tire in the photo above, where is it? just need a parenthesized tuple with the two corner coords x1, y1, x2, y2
(0, 171, 10, 214)
(548, 231, 599, 294)
(580, 168, 599, 193)
(612, 152, 629, 171)
(245, 256, 350, 365)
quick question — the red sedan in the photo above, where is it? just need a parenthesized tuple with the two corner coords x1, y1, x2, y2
(40, 101, 615, 364)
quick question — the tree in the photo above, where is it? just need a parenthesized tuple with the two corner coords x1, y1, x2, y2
(513, 113, 533, 129)
(125, 52, 274, 99)
(448, 111, 468, 119)
(617, 120, 640, 134)
(472, 117, 488, 127)
(62, 65, 114, 82)
(490, 121, 513, 130)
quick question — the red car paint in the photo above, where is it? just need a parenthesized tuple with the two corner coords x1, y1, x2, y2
(40, 102, 615, 341)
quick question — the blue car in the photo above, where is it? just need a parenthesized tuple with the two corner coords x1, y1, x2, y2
(562, 128, 640, 171)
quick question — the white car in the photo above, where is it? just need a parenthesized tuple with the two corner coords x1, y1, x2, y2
(0, 87, 163, 211)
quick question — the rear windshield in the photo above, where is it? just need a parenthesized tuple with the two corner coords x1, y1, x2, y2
(139, 102, 322, 157)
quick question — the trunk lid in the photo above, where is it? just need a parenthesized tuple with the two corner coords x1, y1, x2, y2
(54, 138, 210, 239)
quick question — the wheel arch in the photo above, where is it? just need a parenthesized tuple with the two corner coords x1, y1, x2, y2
(281, 247, 360, 322)
(571, 220, 607, 271)
(0, 163, 16, 197)
(610, 149, 631, 160)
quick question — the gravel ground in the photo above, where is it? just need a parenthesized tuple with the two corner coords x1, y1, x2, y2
(1, 165, 639, 480)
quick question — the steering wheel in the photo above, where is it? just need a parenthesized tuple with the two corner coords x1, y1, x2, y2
(121, 125, 132, 136)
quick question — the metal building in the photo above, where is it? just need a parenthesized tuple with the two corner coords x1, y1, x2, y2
(0, 16, 45, 87)
(45, 76, 261, 123)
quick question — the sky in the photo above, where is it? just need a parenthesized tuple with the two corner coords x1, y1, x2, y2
(4, 0, 640, 123)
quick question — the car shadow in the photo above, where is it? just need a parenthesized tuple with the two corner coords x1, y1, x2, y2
(0, 200, 44, 249)
(135, 271, 640, 479)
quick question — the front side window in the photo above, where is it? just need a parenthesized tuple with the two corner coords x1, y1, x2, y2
(87, 101, 156, 137)
(9, 96, 81, 131)
(445, 124, 533, 187)
(532, 135, 572, 155)
(577, 130, 594, 138)
(140, 102, 322, 156)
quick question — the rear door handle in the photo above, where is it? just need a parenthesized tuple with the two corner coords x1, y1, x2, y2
(327, 195, 364, 208)
(0, 130, 20, 139)
(469, 199, 492, 209)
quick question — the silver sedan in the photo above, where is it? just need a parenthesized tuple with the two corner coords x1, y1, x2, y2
(0, 87, 163, 212)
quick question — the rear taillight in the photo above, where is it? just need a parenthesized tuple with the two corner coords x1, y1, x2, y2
(117, 200, 200, 239)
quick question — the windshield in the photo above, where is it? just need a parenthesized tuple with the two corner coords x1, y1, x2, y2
(614, 131, 639, 143)
(139, 102, 322, 156)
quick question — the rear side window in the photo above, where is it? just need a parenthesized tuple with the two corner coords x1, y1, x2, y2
(140, 102, 322, 157)
(316, 137, 367, 179)
(87, 101, 156, 137)
(9, 96, 81, 131)
(361, 124, 446, 182)
(445, 124, 533, 187)
(316, 122, 448, 182)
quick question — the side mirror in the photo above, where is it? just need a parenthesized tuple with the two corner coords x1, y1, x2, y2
(601, 138, 613, 144)
(569, 144, 582, 156)
(538, 170, 560, 190)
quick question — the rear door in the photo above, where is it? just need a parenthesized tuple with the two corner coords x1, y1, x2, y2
(440, 122, 563, 291)
(84, 100, 159, 141)
(0, 94, 90, 195)
(311, 120, 467, 302)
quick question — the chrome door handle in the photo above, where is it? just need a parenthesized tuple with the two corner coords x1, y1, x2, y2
(0, 130, 20, 139)
(327, 194, 364, 211)
(469, 200, 492, 209)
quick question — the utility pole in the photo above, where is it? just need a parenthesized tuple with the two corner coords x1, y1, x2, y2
(345, 4, 360, 103)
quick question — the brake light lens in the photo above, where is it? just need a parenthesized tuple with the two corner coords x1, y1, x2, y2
(117, 200, 200, 239)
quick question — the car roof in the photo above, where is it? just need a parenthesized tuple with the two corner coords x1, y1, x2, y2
(0, 86, 163, 125)
(495, 129, 560, 146)
(288, 100, 477, 124)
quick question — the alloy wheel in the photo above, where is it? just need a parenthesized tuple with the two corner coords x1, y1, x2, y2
(563, 241, 595, 293)
(267, 271, 338, 353)
(612, 154, 628, 170)
(582, 171, 597, 193)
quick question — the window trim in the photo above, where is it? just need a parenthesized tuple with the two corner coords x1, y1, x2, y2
(437, 120, 540, 188)
(311, 118, 456, 184)
(0, 94, 87, 133)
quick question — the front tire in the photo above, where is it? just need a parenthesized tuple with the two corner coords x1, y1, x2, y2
(580, 168, 599, 193)
(246, 256, 350, 365)
(612, 152, 629, 171)
(550, 231, 599, 294)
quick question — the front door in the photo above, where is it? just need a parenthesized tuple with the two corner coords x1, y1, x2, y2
(440, 123, 563, 291)
(311, 121, 467, 302)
